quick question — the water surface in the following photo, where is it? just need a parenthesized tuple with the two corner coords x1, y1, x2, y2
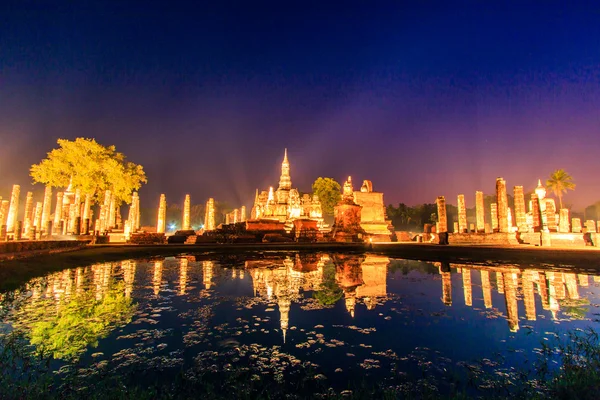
(1, 252, 599, 396)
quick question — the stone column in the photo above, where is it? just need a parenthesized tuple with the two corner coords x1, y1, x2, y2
(33, 202, 43, 230)
(74, 217, 81, 236)
(558, 209, 570, 232)
(585, 220, 597, 233)
(53, 192, 64, 234)
(225, 214, 230, 225)
(204, 198, 215, 231)
(41, 186, 52, 229)
(240, 206, 247, 222)
(99, 190, 111, 233)
(507, 208, 513, 231)
(23, 192, 34, 237)
(233, 208, 240, 224)
(530, 194, 541, 232)
(156, 194, 167, 233)
(182, 194, 191, 230)
(82, 193, 92, 224)
(490, 203, 498, 232)
(436, 196, 447, 233)
(46, 220, 53, 238)
(513, 186, 526, 232)
(108, 193, 116, 229)
(134, 193, 141, 231)
(0, 224, 6, 241)
(69, 188, 81, 233)
(0, 200, 8, 229)
(572, 218, 582, 233)
(68, 203, 76, 233)
(14, 221, 22, 240)
(6, 184, 20, 233)
(475, 191, 485, 233)
(496, 178, 508, 233)
(457, 194, 467, 233)
(127, 193, 138, 233)
(545, 199, 557, 232)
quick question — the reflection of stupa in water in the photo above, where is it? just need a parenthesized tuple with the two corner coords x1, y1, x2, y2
(246, 254, 327, 341)
(334, 254, 389, 318)
(436, 263, 594, 332)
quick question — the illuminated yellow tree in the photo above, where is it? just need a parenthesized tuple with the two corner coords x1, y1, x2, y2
(30, 138, 147, 204)
(546, 169, 575, 209)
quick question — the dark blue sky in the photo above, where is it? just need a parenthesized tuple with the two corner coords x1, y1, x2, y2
(1, 1, 599, 210)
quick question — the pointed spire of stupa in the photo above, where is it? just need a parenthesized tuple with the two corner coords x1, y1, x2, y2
(278, 149, 292, 190)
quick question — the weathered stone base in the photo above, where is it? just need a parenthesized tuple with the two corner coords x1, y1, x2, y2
(449, 231, 600, 248)
(0, 240, 90, 260)
(449, 232, 520, 246)
(333, 232, 361, 243)
(364, 233, 396, 243)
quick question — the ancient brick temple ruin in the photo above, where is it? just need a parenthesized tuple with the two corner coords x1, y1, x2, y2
(352, 179, 395, 241)
(249, 149, 327, 232)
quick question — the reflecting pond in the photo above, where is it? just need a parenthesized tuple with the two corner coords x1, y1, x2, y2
(1, 252, 600, 397)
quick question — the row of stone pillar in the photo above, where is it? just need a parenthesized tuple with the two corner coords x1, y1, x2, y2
(153, 194, 217, 233)
(436, 177, 586, 234)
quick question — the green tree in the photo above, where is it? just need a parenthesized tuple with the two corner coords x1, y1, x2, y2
(546, 169, 576, 209)
(30, 138, 147, 204)
(312, 177, 341, 216)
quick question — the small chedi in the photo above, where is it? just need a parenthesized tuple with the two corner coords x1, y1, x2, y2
(331, 177, 364, 242)
(331, 177, 394, 242)
(437, 176, 597, 248)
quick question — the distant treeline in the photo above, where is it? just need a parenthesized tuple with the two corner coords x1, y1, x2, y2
(388, 194, 595, 232)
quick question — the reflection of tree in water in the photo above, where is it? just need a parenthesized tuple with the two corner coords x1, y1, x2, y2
(17, 281, 135, 360)
(313, 262, 343, 306)
(560, 298, 590, 320)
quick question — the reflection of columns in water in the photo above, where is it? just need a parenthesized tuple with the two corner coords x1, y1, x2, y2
(546, 272, 560, 319)
(522, 270, 537, 320)
(554, 272, 566, 300)
(480, 270, 492, 308)
(439, 263, 452, 306)
(496, 272, 505, 294)
(594, 276, 600, 283)
(202, 261, 214, 290)
(63, 269, 73, 300)
(578, 274, 589, 287)
(179, 258, 188, 295)
(153, 260, 163, 296)
(462, 268, 472, 306)
(564, 273, 579, 300)
(537, 272, 550, 310)
(75, 267, 84, 295)
(232, 269, 237, 279)
(239, 270, 245, 280)
(503, 272, 519, 332)
(345, 293, 357, 317)
(122, 260, 136, 298)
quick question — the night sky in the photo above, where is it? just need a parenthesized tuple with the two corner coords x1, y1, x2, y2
(1, 1, 599, 210)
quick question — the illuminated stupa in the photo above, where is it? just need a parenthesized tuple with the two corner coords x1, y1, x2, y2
(250, 149, 326, 230)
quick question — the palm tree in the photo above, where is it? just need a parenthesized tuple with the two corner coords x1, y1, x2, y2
(546, 169, 576, 209)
